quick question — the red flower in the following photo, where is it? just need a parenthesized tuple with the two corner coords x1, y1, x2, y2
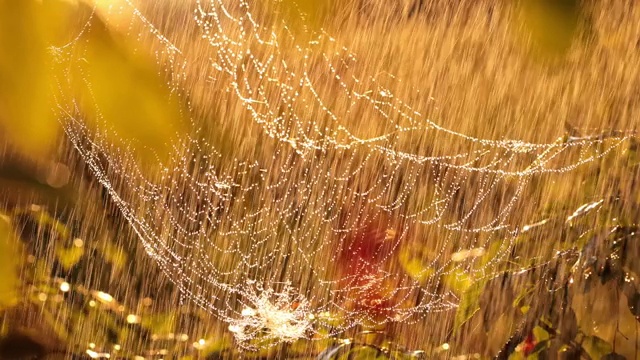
(522, 333, 536, 356)
(335, 213, 403, 320)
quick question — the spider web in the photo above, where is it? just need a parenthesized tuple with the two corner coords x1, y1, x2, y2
(53, 0, 631, 349)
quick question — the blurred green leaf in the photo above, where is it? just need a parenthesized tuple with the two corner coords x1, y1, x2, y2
(532, 326, 549, 342)
(56, 246, 84, 270)
(141, 312, 176, 335)
(1, 0, 187, 164)
(479, 240, 505, 269)
(97, 240, 127, 273)
(582, 335, 613, 360)
(453, 280, 484, 331)
(340, 346, 384, 360)
(74, 15, 185, 165)
(0, 0, 58, 157)
(443, 269, 473, 295)
(398, 247, 433, 283)
(200, 338, 232, 358)
(0, 215, 21, 310)
(30, 209, 71, 241)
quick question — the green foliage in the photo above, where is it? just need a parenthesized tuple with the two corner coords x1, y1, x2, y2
(398, 246, 433, 283)
(0, 215, 21, 310)
(0, 0, 58, 157)
(443, 269, 473, 295)
(0, 0, 186, 163)
(0, 1, 638, 358)
(453, 280, 484, 331)
(318, 341, 423, 360)
(56, 246, 85, 270)
(337, 346, 384, 360)
(581, 335, 612, 359)
(74, 15, 185, 164)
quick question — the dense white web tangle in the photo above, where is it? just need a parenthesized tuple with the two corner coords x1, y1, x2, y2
(54, 0, 632, 349)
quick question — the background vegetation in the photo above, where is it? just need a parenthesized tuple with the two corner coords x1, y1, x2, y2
(1, 0, 639, 359)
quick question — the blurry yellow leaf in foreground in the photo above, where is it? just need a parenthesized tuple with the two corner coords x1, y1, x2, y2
(1, 0, 186, 164)
(0, 215, 22, 310)
(0, 0, 58, 157)
(74, 15, 185, 164)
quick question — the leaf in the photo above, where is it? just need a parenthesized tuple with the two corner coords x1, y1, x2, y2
(478, 240, 505, 269)
(74, 13, 186, 165)
(0, 0, 59, 157)
(97, 240, 127, 272)
(32, 210, 71, 241)
(200, 339, 231, 358)
(582, 336, 613, 360)
(453, 280, 484, 331)
(56, 246, 84, 270)
(342, 346, 385, 360)
(317, 343, 350, 360)
(398, 247, 434, 283)
(443, 269, 473, 295)
(0, 215, 21, 310)
(141, 312, 176, 335)
(532, 326, 550, 342)
(529, 339, 549, 356)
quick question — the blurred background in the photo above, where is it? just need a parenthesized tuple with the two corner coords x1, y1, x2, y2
(1, 0, 639, 359)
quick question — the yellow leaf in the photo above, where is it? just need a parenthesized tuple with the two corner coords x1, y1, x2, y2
(56, 246, 84, 270)
(582, 335, 613, 359)
(98, 240, 127, 272)
(0, 215, 22, 310)
(73, 15, 186, 165)
(453, 281, 483, 332)
(141, 313, 176, 335)
(0, 0, 58, 157)
(31, 209, 70, 241)
(398, 247, 433, 283)
(443, 270, 473, 295)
